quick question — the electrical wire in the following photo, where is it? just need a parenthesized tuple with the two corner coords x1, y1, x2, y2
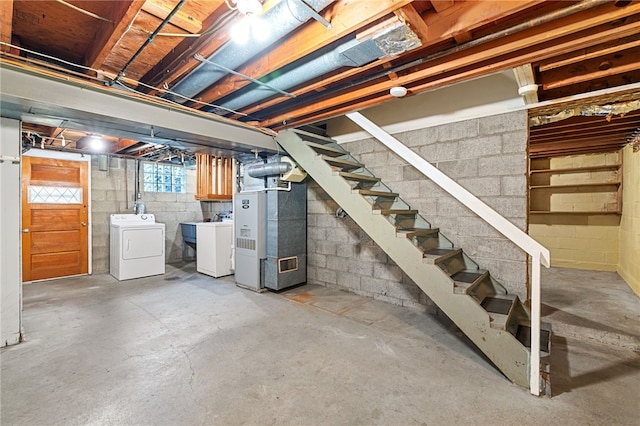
(0, 41, 258, 119)
(56, 0, 113, 23)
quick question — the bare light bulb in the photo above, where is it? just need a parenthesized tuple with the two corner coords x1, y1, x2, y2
(236, 0, 262, 16)
(90, 136, 104, 151)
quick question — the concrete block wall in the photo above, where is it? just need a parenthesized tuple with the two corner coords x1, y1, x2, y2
(90, 157, 201, 274)
(308, 110, 529, 305)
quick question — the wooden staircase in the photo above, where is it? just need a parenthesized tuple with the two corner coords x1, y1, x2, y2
(276, 128, 552, 394)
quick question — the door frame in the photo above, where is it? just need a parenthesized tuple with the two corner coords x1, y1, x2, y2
(23, 150, 92, 276)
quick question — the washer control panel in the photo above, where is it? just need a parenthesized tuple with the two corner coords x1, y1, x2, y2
(110, 214, 156, 224)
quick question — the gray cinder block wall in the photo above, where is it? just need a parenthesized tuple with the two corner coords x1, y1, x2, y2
(308, 110, 529, 305)
(90, 157, 201, 274)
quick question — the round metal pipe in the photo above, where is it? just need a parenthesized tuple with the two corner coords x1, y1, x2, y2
(247, 162, 291, 177)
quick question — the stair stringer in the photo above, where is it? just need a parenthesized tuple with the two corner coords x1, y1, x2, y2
(277, 129, 531, 389)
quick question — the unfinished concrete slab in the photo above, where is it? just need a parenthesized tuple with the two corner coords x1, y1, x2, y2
(542, 267, 640, 351)
(1, 263, 639, 425)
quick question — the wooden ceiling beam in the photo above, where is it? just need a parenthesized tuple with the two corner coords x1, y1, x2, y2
(191, 0, 413, 106)
(430, 0, 454, 14)
(394, 4, 430, 44)
(112, 139, 141, 153)
(423, 0, 548, 42)
(142, 0, 203, 34)
(542, 54, 640, 91)
(261, 2, 640, 128)
(531, 132, 632, 145)
(538, 34, 640, 72)
(531, 124, 640, 141)
(0, 0, 13, 53)
(139, 0, 229, 92)
(236, 0, 550, 117)
(84, 0, 147, 70)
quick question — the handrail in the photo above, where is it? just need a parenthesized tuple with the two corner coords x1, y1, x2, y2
(346, 112, 550, 396)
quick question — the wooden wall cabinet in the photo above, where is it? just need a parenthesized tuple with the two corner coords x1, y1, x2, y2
(195, 154, 234, 201)
(529, 151, 622, 215)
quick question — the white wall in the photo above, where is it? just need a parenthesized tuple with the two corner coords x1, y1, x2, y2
(1, 118, 22, 346)
(327, 70, 524, 142)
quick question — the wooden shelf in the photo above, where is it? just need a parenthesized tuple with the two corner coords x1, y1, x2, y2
(529, 152, 622, 217)
(530, 210, 621, 215)
(195, 154, 234, 200)
(529, 164, 620, 174)
(195, 195, 232, 201)
(530, 182, 620, 190)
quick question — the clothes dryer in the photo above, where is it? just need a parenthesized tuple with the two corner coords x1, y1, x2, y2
(110, 214, 165, 280)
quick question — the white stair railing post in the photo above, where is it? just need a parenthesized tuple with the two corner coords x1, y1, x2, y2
(530, 252, 542, 396)
(346, 111, 550, 396)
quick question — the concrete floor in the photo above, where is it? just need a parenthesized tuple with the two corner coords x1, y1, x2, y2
(2, 264, 639, 425)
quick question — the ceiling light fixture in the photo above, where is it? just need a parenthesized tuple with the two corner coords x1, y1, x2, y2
(89, 136, 105, 151)
(226, 0, 263, 16)
(390, 86, 408, 97)
(230, 16, 270, 44)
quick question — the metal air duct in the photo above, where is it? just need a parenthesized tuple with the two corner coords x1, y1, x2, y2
(164, 0, 334, 103)
(247, 161, 291, 178)
(208, 20, 421, 115)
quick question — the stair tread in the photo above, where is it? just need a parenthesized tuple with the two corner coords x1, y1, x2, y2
(481, 296, 514, 315)
(306, 141, 347, 157)
(322, 156, 363, 170)
(424, 247, 459, 256)
(294, 129, 337, 144)
(423, 247, 462, 264)
(375, 209, 418, 215)
(480, 295, 517, 330)
(453, 271, 490, 295)
(358, 189, 399, 198)
(451, 270, 487, 284)
(339, 172, 380, 182)
(396, 227, 439, 238)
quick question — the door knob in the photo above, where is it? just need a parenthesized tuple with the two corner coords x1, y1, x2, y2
(81, 222, 87, 227)
(22, 228, 29, 233)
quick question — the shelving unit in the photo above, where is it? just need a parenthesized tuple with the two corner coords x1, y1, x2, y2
(195, 154, 234, 201)
(529, 152, 622, 215)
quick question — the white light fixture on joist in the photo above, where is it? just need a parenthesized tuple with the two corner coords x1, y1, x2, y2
(227, 0, 263, 16)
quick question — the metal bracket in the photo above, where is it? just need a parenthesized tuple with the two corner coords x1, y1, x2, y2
(194, 54, 296, 98)
(0, 155, 21, 163)
(289, 0, 332, 29)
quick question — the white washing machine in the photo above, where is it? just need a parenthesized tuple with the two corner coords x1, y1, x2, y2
(110, 214, 165, 281)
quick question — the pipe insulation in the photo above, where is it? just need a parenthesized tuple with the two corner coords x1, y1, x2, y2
(209, 21, 421, 115)
(247, 161, 292, 178)
(164, 0, 334, 103)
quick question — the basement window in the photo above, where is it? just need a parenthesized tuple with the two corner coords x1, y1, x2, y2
(143, 163, 186, 193)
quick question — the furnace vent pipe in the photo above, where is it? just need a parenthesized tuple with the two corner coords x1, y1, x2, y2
(247, 162, 292, 178)
(164, 0, 334, 103)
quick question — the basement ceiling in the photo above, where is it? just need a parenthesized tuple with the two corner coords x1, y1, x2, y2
(1, 0, 640, 159)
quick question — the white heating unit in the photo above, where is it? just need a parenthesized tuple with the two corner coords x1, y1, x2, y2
(110, 214, 165, 281)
